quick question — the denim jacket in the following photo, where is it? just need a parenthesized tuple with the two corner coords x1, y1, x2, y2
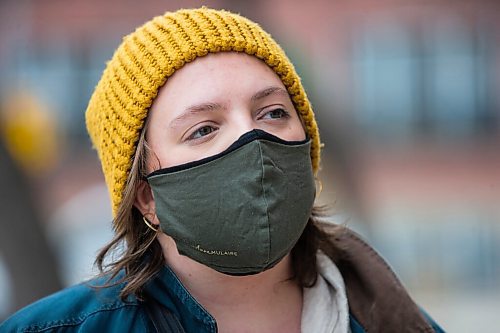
(0, 226, 444, 333)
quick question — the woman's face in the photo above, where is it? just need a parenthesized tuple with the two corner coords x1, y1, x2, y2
(145, 52, 306, 170)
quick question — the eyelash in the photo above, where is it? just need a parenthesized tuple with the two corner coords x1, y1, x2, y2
(185, 107, 291, 142)
(186, 124, 219, 142)
(258, 107, 290, 120)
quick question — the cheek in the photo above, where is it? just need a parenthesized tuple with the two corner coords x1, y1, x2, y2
(155, 142, 229, 169)
(155, 147, 200, 168)
(282, 115, 307, 141)
(257, 113, 306, 142)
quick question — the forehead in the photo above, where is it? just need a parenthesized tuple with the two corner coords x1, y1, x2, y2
(171, 51, 280, 78)
(152, 52, 286, 106)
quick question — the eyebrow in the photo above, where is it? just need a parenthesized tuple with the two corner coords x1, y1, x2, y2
(250, 86, 289, 102)
(169, 102, 223, 129)
(169, 86, 289, 129)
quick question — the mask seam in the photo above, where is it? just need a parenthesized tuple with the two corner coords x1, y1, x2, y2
(257, 141, 271, 266)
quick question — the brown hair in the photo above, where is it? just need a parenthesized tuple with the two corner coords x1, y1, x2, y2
(95, 120, 331, 301)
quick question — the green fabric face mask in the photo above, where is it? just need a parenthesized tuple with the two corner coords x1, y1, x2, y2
(146, 129, 316, 275)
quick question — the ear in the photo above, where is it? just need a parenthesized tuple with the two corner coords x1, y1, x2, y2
(134, 180, 159, 226)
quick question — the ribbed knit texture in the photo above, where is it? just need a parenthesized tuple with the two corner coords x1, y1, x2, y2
(86, 7, 321, 217)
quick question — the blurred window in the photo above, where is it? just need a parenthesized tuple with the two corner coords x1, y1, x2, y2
(352, 16, 495, 140)
(353, 21, 418, 137)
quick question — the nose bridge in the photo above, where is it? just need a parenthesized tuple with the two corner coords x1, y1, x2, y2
(228, 106, 259, 141)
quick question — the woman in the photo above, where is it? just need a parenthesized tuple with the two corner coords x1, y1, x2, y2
(1, 7, 443, 333)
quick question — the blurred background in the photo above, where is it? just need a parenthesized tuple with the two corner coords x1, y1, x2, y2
(0, 0, 498, 331)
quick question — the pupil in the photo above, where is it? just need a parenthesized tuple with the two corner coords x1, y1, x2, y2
(271, 110, 282, 118)
(200, 127, 212, 135)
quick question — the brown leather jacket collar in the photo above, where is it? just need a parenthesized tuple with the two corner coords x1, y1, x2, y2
(319, 223, 437, 333)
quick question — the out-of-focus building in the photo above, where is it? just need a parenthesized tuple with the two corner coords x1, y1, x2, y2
(0, 1, 498, 331)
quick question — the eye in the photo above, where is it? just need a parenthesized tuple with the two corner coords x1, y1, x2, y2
(260, 108, 290, 120)
(187, 125, 218, 141)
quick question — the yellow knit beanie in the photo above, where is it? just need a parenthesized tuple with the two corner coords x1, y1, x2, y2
(86, 7, 321, 216)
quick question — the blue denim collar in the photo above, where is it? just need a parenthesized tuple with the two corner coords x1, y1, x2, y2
(144, 265, 217, 333)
